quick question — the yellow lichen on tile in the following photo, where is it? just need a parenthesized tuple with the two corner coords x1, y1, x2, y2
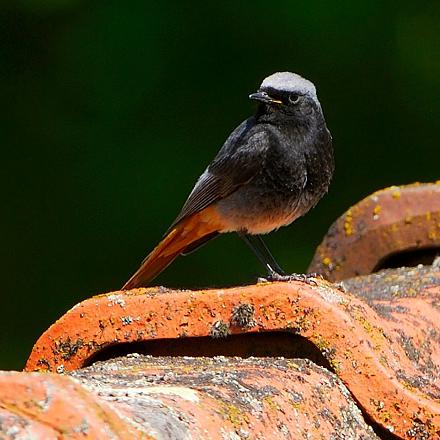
(428, 230, 437, 241)
(391, 189, 401, 199)
(322, 257, 332, 267)
(344, 209, 354, 236)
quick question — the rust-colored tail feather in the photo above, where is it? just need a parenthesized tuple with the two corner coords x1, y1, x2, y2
(122, 207, 222, 289)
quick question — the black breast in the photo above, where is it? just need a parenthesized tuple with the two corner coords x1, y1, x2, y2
(259, 119, 334, 214)
(303, 126, 334, 206)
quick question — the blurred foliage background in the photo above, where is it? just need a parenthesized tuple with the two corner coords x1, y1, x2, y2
(1, 1, 439, 370)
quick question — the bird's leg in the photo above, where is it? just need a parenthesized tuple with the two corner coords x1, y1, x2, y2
(238, 232, 285, 277)
(238, 232, 320, 285)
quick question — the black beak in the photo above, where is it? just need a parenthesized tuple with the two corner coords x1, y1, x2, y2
(249, 91, 283, 105)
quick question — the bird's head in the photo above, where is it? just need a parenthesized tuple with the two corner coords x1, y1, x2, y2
(250, 72, 321, 124)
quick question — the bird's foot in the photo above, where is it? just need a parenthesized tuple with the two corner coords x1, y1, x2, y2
(259, 272, 323, 286)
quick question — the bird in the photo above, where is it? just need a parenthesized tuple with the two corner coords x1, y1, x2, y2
(122, 71, 334, 290)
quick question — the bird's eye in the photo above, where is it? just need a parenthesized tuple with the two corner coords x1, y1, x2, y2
(288, 93, 300, 104)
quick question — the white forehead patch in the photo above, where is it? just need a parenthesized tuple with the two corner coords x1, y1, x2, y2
(260, 72, 317, 97)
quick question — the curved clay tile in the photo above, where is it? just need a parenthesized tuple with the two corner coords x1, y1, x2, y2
(1, 182, 440, 439)
(309, 182, 440, 281)
(23, 269, 440, 438)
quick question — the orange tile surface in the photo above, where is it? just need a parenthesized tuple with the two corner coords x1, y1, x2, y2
(309, 182, 440, 281)
(23, 266, 440, 438)
(0, 370, 148, 439)
(1, 182, 440, 439)
(1, 355, 381, 439)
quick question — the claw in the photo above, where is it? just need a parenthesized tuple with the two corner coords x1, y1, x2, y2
(264, 272, 321, 286)
(257, 277, 269, 283)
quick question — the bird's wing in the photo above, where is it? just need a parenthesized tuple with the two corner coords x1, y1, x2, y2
(168, 128, 271, 230)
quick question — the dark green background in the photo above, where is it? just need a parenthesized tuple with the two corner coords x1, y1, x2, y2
(1, 1, 439, 370)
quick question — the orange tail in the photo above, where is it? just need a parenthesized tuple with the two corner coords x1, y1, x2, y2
(122, 206, 223, 289)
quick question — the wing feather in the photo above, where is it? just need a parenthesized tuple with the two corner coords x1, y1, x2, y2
(168, 125, 270, 230)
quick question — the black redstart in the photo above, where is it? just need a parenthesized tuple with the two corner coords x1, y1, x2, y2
(123, 72, 334, 289)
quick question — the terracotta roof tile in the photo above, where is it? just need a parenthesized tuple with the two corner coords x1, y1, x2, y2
(22, 273, 440, 438)
(1, 356, 381, 439)
(0, 370, 145, 439)
(1, 182, 440, 439)
(74, 356, 380, 439)
(309, 182, 440, 281)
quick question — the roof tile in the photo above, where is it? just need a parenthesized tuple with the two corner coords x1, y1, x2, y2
(309, 182, 440, 280)
(24, 271, 440, 438)
(2, 182, 440, 439)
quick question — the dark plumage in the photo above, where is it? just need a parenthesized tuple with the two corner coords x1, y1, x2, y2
(123, 72, 334, 289)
